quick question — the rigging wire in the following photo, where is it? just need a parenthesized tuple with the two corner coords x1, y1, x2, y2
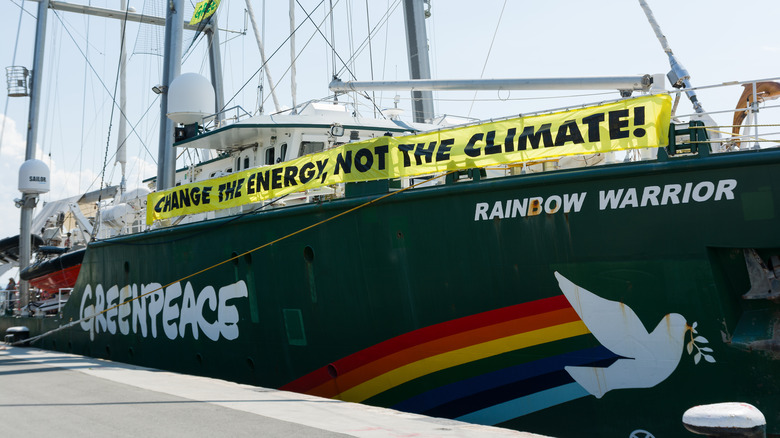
(91, 7, 131, 239)
(428, 0, 436, 86)
(0, 0, 28, 157)
(183, 32, 208, 66)
(50, 9, 154, 166)
(184, 0, 218, 56)
(261, 26, 379, 119)
(325, 0, 402, 113)
(346, 0, 355, 105)
(97, 7, 132, 204)
(79, 2, 92, 194)
(228, 0, 385, 117)
(41, 15, 64, 186)
(291, 0, 387, 118)
(255, 0, 265, 113)
(8, 0, 35, 19)
(296, 0, 357, 83)
(335, 0, 400, 79)
(365, 0, 376, 117)
(78, 95, 161, 200)
(328, 0, 336, 79)
(256, 0, 266, 114)
(221, 1, 327, 113)
(346, 0, 403, 110)
(126, 2, 166, 180)
(258, 5, 387, 120)
(246, 0, 282, 113)
(467, 0, 507, 118)
(380, 0, 392, 109)
(259, 2, 342, 111)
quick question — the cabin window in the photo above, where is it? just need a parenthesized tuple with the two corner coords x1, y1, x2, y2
(279, 143, 287, 162)
(226, 168, 233, 173)
(299, 141, 324, 157)
(265, 147, 275, 165)
(244, 156, 250, 169)
(235, 157, 241, 171)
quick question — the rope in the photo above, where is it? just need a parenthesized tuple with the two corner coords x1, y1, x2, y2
(365, 0, 376, 117)
(328, 0, 336, 79)
(672, 124, 780, 145)
(50, 9, 153, 165)
(79, 7, 91, 194)
(0, 0, 27, 157)
(680, 123, 780, 129)
(222, 0, 325, 113)
(687, 138, 780, 145)
(260, 5, 338, 111)
(92, 7, 131, 240)
(467, 0, 508, 118)
(13, 170, 459, 346)
(336, 0, 400, 79)
(258, 1, 386, 119)
(8, 0, 35, 19)
(701, 127, 780, 137)
(297, 0, 358, 83)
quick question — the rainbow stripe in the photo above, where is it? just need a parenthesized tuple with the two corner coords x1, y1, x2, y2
(282, 295, 617, 424)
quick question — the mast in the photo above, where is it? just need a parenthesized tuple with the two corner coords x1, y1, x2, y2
(18, 0, 51, 312)
(289, 0, 297, 111)
(117, 0, 128, 194)
(204, 15, 223, 161)
(206, 19, 225, 126)
(637, 0, 703, 111)
(401, 0, 434, 123)
(637, 0, 720, 150)
(245, 0, 281, 113)
(156, 0, 184, 190)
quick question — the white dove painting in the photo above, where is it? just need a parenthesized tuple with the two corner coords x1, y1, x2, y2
(554, 271, 713, 399)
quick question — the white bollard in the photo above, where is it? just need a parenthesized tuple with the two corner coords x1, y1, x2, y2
(683, 402, 766, 437)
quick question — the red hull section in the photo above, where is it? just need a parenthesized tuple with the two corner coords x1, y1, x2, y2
(29, 263, 81, 294)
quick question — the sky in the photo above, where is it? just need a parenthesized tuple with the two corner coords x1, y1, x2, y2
(1, 0, 779, 284)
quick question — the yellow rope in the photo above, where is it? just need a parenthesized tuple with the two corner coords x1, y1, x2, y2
(687, 138, 780, 145)
(676, 124, 780, 145)
(683, 123, 780, 129)
(680, 126, 780, 144)
(705, 128, 742, 137)
(16, 171, 459, 346)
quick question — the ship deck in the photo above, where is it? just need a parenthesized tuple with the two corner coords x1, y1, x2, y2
(0, 345, 546, 438)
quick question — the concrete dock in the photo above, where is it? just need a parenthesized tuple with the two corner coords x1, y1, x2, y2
(0, 345, 548, 437)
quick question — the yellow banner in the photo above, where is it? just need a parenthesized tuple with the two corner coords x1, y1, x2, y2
(190, 0, 221, 25)
(147, 95, 671, 224)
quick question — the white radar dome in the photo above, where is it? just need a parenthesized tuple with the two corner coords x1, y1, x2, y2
(18, 159, 50, 194)
(167, 73, 215, 125)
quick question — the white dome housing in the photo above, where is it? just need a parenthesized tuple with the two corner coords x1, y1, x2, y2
(18, 159, 50, 194)
(167, 73, 215, 125)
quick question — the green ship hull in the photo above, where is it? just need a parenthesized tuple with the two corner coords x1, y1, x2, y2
(4, 146, 780, 437)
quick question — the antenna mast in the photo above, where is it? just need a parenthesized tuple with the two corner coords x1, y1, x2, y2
(638, 0, 720, 149)
(402, 0, 434, 123)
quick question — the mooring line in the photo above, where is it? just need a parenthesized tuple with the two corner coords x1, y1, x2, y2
(13, 171, 459, 346)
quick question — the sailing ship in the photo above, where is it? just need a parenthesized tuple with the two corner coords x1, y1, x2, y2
(2, 1, 779, 437)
